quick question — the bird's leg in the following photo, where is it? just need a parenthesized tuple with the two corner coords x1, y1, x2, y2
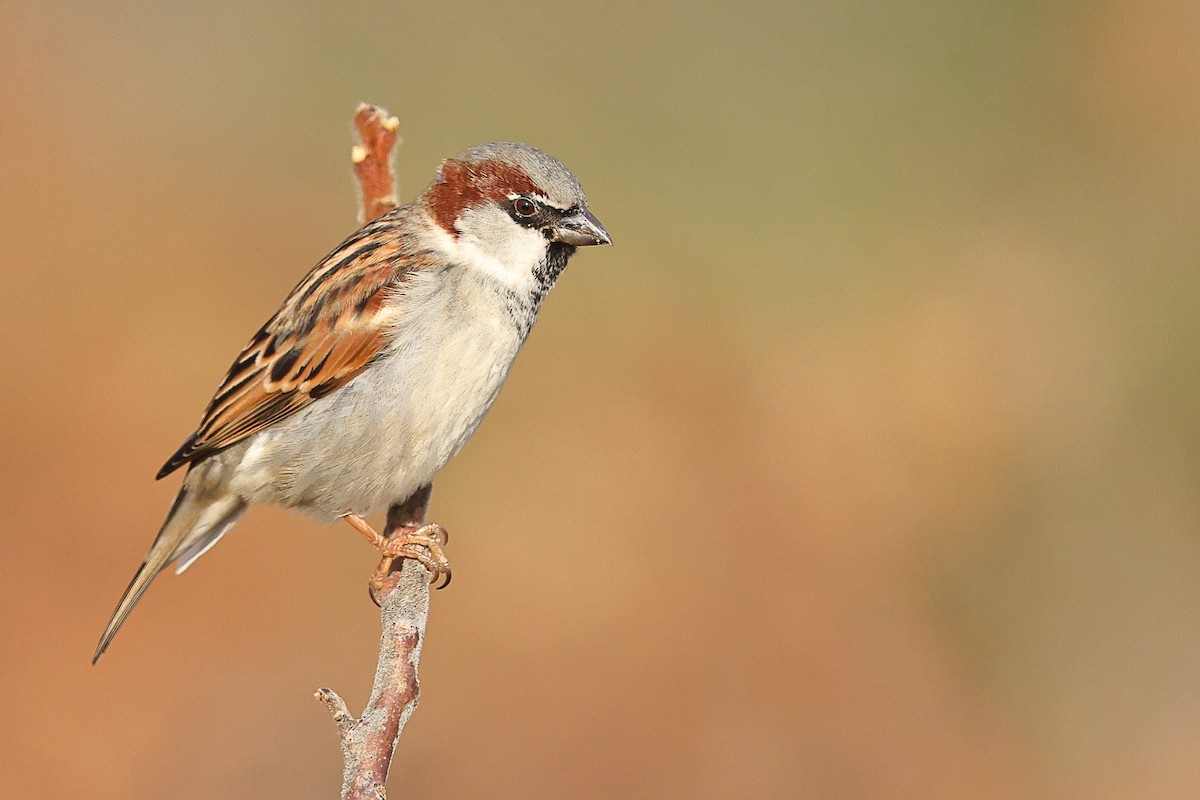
(342, 512, 452, 601)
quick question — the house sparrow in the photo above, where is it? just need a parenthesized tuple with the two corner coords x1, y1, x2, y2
(93, 141, 611, 662)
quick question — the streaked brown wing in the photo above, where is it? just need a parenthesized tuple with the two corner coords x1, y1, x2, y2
(157, 216, 414, 478)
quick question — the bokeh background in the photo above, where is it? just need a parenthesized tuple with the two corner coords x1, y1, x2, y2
(3, 1, 1199, 797)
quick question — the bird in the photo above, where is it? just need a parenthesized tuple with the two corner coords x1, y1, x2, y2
(93, 141, 611, 663)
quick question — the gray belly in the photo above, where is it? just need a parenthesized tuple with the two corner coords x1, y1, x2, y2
(224, 277, 527, 515)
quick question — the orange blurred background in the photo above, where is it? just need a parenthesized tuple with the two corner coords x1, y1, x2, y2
(3, 2, 1199, 798)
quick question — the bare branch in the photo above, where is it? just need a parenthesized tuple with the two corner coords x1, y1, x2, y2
(351, 103, 402, 224)
(316, 106, 436, 800)
(315, 550, 431, 800)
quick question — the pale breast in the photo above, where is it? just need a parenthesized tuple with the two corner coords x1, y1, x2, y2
(227, 268, 531, 515)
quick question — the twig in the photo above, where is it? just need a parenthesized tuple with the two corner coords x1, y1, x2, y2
(315, 488, 434, 800)
(314, 105, 435, 800)
(351, 103, 402, 224)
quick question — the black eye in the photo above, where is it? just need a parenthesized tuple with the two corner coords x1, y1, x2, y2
(513, 197, 537, 218)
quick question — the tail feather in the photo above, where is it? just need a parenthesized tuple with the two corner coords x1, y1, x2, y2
(92, 489, 246, 663)
(92, 551, 175, 664)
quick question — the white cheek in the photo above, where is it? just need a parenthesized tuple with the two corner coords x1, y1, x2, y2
(428, 207, 547, 292)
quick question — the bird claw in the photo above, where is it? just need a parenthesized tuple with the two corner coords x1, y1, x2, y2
(368, 523, 453, 605)
(343, 513, 452, 604)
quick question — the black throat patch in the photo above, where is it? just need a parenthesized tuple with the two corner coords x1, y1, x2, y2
(503, 242, 576, 339)
(532, 243, 575, 306)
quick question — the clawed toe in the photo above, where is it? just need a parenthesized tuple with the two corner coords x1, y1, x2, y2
(344, 512, 453, 602)
(360, 521, 453, 604)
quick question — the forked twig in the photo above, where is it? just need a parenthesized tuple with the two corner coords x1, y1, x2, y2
(314, 105, 435, 800)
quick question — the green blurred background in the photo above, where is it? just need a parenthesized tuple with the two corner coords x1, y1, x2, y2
(3, 1, 1199, 797)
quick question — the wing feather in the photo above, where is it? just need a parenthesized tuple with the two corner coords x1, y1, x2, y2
(157, 214, 420, 479)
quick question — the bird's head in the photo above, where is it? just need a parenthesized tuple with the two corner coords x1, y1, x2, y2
(420, 141, 610, 291)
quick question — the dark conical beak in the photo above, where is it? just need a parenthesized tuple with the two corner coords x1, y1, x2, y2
(549, 209, 612, 247)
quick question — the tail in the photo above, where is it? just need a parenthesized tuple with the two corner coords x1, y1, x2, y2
(93, 488, 246, 663)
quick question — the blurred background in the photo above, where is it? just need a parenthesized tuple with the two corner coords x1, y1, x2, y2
(2, 1, 1198, 797)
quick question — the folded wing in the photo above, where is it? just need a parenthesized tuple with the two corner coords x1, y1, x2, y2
(158, 220, 414, 478)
